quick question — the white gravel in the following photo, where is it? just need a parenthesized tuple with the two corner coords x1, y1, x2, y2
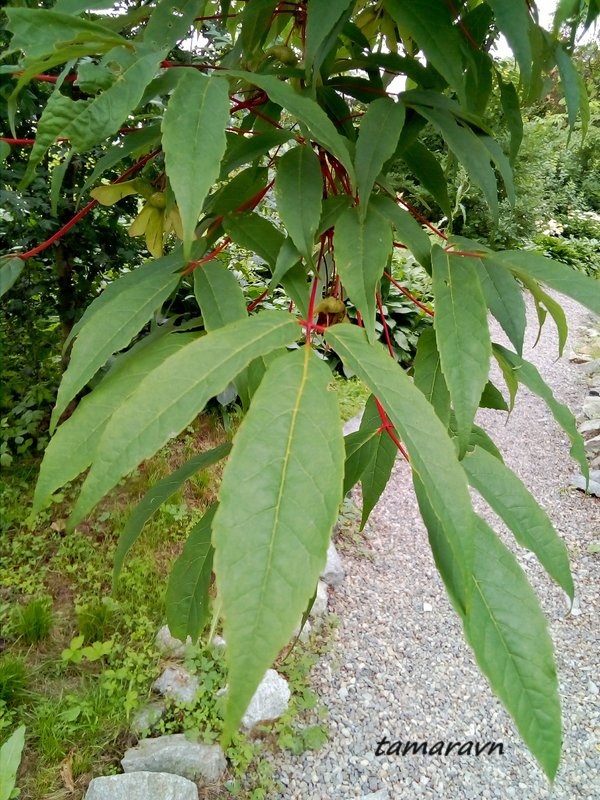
(266, 295, 600, 799)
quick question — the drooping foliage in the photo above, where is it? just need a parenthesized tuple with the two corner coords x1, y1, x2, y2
(2, 0, 599, 778)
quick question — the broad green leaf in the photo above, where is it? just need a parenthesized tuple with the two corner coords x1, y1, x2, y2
(334, 204, 393, 343)
(356, 395, 397, 529)
(400, 141, 452, 219)
(220, 130, 293, 176)
(414, 105, 499, 218)
(474, 257, 526, 355)
(144, 0, 205, 52)
(492, 250, 600, 317)
(480, 135, 515, 204)
(224, 71, 355, 183)
(34, 333, 195, 514)
(462, 517, 561, 780)
(554, 44, 584, 133)
(212, 347, 344, 738)
(463, 446, 574, 599)
(486, 0, 533, 85)
(316, 195, 352, 237)
(493, 343, 588, 479)
(54, 0, 117, 12)
(166, 504, 217, 642)
(0, 725, 26, 800)
(52, 257, 182, 430)
(305, 0, 354, 78)
(432, 248, 491, 456)
(479, 381, 508, 411)
(69, 312, 298, 527)
(194, 261, 247, 330)
(383, 0, 465, 98)
(0, 257, 25, 298)
(208, 166, 268, 216)
(275, 145, 322, 261)
(114, 447, 229, 582)
(0, 141, 10, 164)
(519, 276, 568, 357)
(498, 77, 523, 163)
(325, 323, 476, 612)
(5, 8, 125, 62)
(343, 427, 379, 496)
(412, 327, 450, 427)
(162, 72, 230, 259)
(376, 196, 431, 273)
(238, 0, 279, 53)
(225, 213, 284, 268)
(355, 98, 405, 216)
(270, 237, 302, 290)
(280, 261, 310, 318)
(468, 424, 504, 461)
(553, 0, 580, 31)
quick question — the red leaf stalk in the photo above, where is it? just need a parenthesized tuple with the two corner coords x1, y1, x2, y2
(384, 271, 434, 317)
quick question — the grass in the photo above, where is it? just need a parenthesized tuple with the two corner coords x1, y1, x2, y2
(0, 403, 347, 799)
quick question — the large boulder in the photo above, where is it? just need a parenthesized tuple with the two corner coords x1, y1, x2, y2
(122, 734, 226, 783)
(84, 772, 198, 800)
(241, 669, 290, 730)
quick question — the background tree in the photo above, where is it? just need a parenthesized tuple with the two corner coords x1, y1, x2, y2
(1, 0, 599, 780)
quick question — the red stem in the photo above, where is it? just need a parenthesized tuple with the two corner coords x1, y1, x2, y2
(247, 288, 270, 312)
(397, 196, 448, 241)
(16, 149, 160, 260)
(384, 271, 434, 317)
(182, 237, 231, 276)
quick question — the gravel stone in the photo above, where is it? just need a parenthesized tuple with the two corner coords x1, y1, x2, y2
(264, 296, 600, 799)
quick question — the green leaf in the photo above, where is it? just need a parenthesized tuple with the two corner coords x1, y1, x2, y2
(412, 327, 450, 426)
(144, 0, 206, 52)
(51, 255, 182, 430)
(220, 130, 293, 176)
(0, 257, 25, 298)
(54, 0, 117, 13)
(519, 276, 568, 357)
(356, 396, 397, 529)
(34, 332, 195, 514)
(0, 141, 10, 164)
(463, 446, 574, 600)
(554, 44, 582, 133)
(114, 446, 229, 583)
(194, 261, 247, 331)
(462, 517, 561, 780)
(355, 98, 405, 216)
(486, 0, 533, 85)
(467, 424, 504, 461)
(316, 195, 351, 237)
(432, 248, 491, 456)
(224, 71, 355, 183)
(212, 347, 344, 738)
(480, 135, 515, 205)
(225, 213, 284, 269)
(208, 166, 268, 216)
(305, 0, 354, 78)
(166, 504, 217, 642)
(492, 250, 600, 318)
(479, 381, 508, 411)
(474, 257, 526, 356)
(162, 72, 230, 260)
(498, 77, 523, 163)
(275, 145, 323, 261)
(376, 196, 431, 273)
(383, 0, 465, 98)
(343, 427, 378, 496)
(334, 204, 393, 343)
(0, 725, 26, 800)
(238, 0, 279, 53)
(68, 312, 298, 528)
(414, 106, 499, 218)
(493, 343, 588, 480)
(325, 323, 476, 612)
(400, 140, 452, 219)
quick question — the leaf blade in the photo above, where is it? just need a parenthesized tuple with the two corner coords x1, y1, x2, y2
(275, 145, 323, 261)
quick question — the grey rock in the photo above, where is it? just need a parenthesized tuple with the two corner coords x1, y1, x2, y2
(578, 418, 600, 436)
(211, 634, 227, 648)
(155, 625, 192, 658)
(569, 473, 600, 497)
(584, 434, 600, 453)
(84, 772, 198, 800)
(241, 669, 290, 730)
(131, 701, 166, 735)
(583, 395, 600, 419)
(343, 412, 364, 436)
(153, 666, 199, 704)
(360, 791, 389, 800)
(310, 580, 329, 618)
(321, 541, 345, 586)
(122, 734, 226, 783)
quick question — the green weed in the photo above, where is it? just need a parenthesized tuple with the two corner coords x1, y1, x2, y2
(13, 598, 53, 644)
(0, 656, 27, 706)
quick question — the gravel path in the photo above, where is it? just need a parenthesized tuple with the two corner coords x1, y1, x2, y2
(268, 295, 600, 800)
